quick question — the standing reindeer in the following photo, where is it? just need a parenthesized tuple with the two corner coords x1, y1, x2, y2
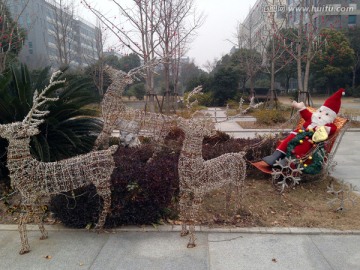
(0, 71, 117, 254)
(177, 117, 247, 248)
(93, 65, 132, 150)
(93, 64, 177, 155)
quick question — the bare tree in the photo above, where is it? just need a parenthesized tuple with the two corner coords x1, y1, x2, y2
(259, 0, 293, 106)
(236, 15, 263, 97)
(203, 58, 218, 73)
(82, 0, 203, 113)
(82, 0, 161, 112)
(46, 0, 76, 66)
(85, 19, 109, 96)
(156, 0, 204, 113)
(271, 0, 341, 103)
(0, 0, 29, 73)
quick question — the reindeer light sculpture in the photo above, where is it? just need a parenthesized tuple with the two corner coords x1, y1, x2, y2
(177, 117, 247, 247)
(93, 64, 177, 155)
(0, 71, 117, 254)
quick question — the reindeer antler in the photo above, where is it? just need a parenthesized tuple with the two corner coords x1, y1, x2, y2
(127, 58, 162, 80)
(23, 70, 65, 127)
(186, 85, 203, 110)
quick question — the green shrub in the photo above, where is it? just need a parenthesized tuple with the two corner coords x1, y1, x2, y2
(253, 109, 287, 125)
(347, 86, 360, 97)
(226, 99, 239, 109)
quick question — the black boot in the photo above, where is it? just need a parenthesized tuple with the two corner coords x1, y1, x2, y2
(262, 150, 285, 166)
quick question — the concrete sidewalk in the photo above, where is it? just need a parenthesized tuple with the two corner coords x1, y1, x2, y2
(1, 225, 360, 270)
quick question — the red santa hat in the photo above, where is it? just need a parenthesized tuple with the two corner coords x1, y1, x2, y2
(322, 88, 345, 114)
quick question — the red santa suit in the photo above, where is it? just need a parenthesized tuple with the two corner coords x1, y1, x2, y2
(261, 88, 344, 166)
(276, 88, 345, 158)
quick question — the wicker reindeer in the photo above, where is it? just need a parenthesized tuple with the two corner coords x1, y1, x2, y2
(177, 117, 247, 247)
(0, 71, 117, 254)
(94, 64, 176, 155)
(93, 65, 132, 150)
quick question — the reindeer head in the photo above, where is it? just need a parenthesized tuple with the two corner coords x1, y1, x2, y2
(178, 116, 216, 138)
(0, 71, 64, 142)
(105, 59, 161, 93)
(104, 65, 134, 90)
(0, 122, 40, 141)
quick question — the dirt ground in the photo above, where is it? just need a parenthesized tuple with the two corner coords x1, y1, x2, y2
(194, 175, 360, 230)
(1, 175, 359, 230)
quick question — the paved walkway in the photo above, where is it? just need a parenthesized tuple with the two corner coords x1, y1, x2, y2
(1, 225, 360, 270)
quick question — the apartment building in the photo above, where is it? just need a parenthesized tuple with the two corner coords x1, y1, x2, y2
(238, 0, 286, 51)
(287, 0, 360, 30)
(6, 0, 100, 70)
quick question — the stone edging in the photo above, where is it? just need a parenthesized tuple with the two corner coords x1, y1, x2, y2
(1, 224, 359, 235)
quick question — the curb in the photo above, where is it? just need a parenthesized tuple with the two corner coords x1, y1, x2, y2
(1, 224, 360, 235)
(218, 128, 360, 133)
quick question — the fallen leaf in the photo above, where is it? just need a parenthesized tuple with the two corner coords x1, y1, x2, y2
(44, 255, 52, 259)
(272, 258, 277, 263)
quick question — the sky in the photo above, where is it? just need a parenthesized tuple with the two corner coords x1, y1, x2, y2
(80, 0, 258, 69)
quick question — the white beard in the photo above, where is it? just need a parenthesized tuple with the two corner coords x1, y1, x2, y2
(308, 106, 336, 129)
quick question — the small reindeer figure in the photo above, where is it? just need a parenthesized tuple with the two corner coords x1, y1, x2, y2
(94, 61, 163, 150)
(177, 117, 246, 248)
(93, 64, 177, 159)
(0, 71, 117, 254)
(93, 65, 133, 150)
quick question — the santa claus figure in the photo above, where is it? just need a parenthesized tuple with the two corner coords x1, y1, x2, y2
(263, 88, 345, 166)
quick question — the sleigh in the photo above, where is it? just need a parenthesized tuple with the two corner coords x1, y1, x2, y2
(251, 107, 349, 192)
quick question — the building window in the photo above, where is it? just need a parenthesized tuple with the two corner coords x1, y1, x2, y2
(29, 49, 33, 54)
(28, 41, 33, 49)
(349, 4, 357, 10)
(26, 14, 31, 27)
(348, 15, 357, 25)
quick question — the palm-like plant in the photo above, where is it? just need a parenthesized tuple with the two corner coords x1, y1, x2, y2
(0, 64, 102, 167)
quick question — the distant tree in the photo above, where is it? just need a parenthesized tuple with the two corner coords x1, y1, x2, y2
(346, 27, 360, 88)
(117, 53, 141, 72)
(47, 0, 76, 66)
(228, 48, 253, 91)
(312, 29, 354, 94)
(0, 0, 27, 73)
(270, 0, 342, 103)
(236, 14, 263, 97)
(156, 0, 204, 113)
(211, 66, 239, 106)
(129, 82, 146, 100)
(83, 0, 203, 113)
(179, 61, 206, 94)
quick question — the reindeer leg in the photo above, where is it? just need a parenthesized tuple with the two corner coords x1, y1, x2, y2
(187, 198, 201, 248)
(18, 203, 31, 255)
(180, 223, 189, 236)
(33, 205, 48, 240)
(187, 224, 196, 248)
(94, 186, 111, 232)
(225, 183, 232, 215)
(234, 178, 241, 214)
(179, 193, 189, 236)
